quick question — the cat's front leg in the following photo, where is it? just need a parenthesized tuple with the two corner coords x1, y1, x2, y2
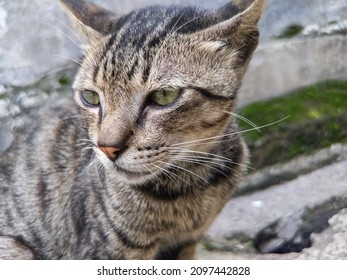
(175, 242, 197, 260)
(155, 242, 197, 260)
(0, 236, 36, 260)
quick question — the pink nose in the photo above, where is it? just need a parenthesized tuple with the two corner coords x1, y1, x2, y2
(99, 146, 120, 160)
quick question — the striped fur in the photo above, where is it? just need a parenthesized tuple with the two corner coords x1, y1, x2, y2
(0, 0, 264, 259)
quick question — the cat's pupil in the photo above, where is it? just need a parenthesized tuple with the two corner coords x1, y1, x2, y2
(80, 90, 100, 107)
(150, 89, 180, 106)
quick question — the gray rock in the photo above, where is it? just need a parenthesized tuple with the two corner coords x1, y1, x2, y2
(238, 144, 347, 195)
(0, 0, 81, 87)
(260, 0, 347, 41)
(239, 35, 347, 106)
(254, 197, 347, 254)
(206, 159, 347, 254)
(198, 209, 347, 259)
(296, 209, 347, 259)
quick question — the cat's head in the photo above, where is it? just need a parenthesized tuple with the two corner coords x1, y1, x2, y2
(61, 0, 264, 185)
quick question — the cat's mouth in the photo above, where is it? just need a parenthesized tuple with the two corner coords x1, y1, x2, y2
(115, 165, 154, 180)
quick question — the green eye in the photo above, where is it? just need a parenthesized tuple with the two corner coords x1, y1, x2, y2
(80, 90, 100, 107)
(150, 89, 180, 106)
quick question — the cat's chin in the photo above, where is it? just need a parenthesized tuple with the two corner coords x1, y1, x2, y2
(114, 165, 156, 184)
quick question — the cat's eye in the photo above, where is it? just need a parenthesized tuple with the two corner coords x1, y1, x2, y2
(80, 90, 100, 107)
(150, 89, 180, 106)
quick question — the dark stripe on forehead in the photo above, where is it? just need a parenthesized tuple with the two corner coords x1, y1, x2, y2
(92, 5, 215, 84)
(92, 11, 141, 82)
(127, 57, 139, 79)
(92, 31, 118, 83)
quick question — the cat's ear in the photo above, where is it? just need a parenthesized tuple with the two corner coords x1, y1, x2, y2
(60, 0, 119, 42)
(196, 0, 265, 61)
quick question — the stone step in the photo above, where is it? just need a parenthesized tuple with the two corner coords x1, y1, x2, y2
(205, 159, 347, 255)
(198, 209, 347, 259)
(238, 143, 347, 195)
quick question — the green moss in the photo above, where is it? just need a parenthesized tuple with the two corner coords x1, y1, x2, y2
(58, 75, 71, 86)
(238, 80, 347, 169)
(201, 241, 214, 252)
(276, 24, 304, 39)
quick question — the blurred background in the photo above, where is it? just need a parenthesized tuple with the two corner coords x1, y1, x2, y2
(0, 0, 347, 259)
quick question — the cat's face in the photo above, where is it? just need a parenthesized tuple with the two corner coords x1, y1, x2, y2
(66, 0, 263, 184)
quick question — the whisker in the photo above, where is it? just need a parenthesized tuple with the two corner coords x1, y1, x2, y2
(169, 147, 234, 163)
(55, 19, 83, 44)
(143, 164, 164, 185)
(154, 16, 199, 64)
(151, 163, 183, 187)
(77, 139, 94, 146)
(77, 138, 93, 142)
(154, 14, 184, 60)
(171, 117, 290, 148)
(168, 147, 234, 165)
(53, 26, 82, 50)
(172, 157, 229, 178)
(169, 152, 230, 168)
(95, 160, 106, 188)
(81, 146, 95, 153)
(82, 155, 98, 176)
(76, 138, 94, 149)
(50, 54, 82, 66)
(225, 111, 261, 133)
(158, 160, 213, 187)
(167, 147, 254, 171)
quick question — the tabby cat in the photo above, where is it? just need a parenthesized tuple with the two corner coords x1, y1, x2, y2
(0, 0, 264, 259)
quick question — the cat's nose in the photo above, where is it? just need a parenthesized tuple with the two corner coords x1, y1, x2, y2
(98, 146, 120, 161)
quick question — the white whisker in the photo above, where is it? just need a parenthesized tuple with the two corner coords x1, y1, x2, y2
(151, 162, 186, 187)
(82, 155, 98, 176)
(53, 26, 82, 50)
(158, 160, 213, 187)
(172, 117, 290, 148)
(167, 147, 253, 171)
(225, 111, 261, 133)
(50, 54, 82, 66)
(143, 164, 164, 184)
(55, 19, 83, 44)
(95, 160, 106, 188)
(154, 16, 199, 65)
(172, 157, 229, 178)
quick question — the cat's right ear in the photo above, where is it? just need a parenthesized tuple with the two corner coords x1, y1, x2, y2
(60, 0, 119, 42)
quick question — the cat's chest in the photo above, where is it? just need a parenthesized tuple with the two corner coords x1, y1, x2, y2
(116, 189, 219, 240)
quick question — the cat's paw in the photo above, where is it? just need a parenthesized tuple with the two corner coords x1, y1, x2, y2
(0, 236, 36, 260)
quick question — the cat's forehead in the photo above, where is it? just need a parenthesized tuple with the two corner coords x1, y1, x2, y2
(80, 5, 219, 90)
(113, 5, 215, 37)
(102, 5, 218, 54)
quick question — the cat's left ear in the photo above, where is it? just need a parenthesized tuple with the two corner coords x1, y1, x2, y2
(60, 0, 119, 42)
(196, 0, 265, 62)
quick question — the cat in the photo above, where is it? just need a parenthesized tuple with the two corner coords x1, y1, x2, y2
(0, 0, 264, 259)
